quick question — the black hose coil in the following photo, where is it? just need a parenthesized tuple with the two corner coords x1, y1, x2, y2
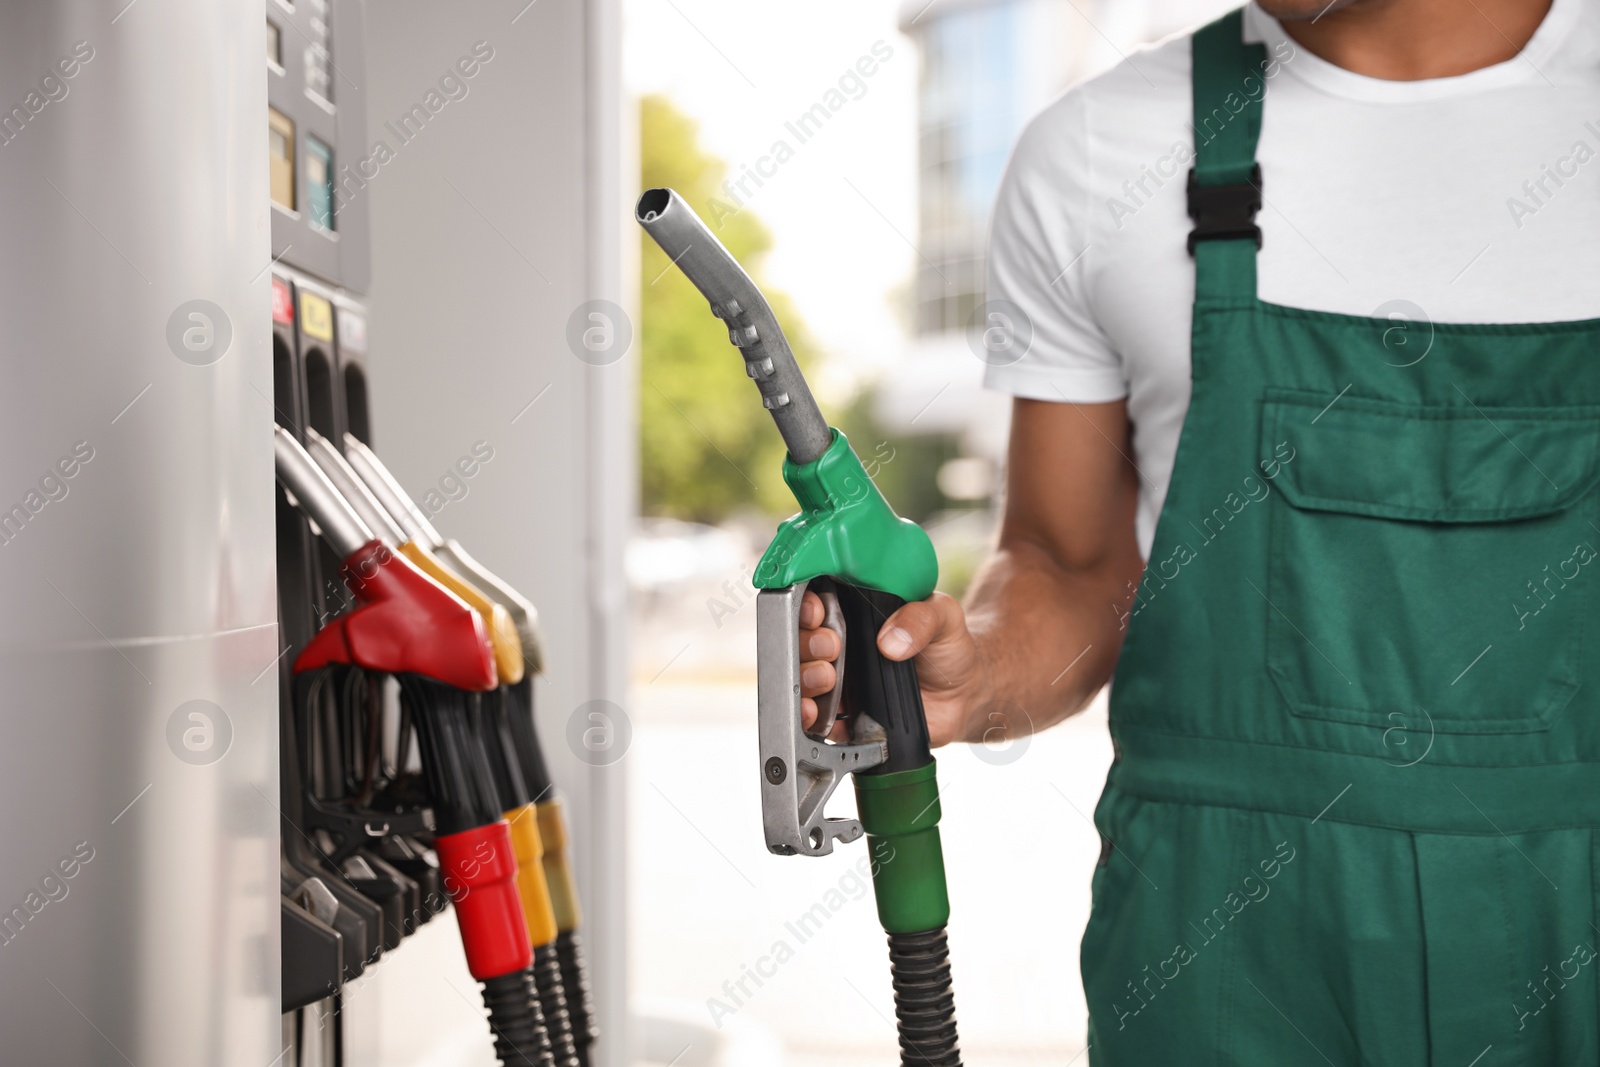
(480, 968, 555, 1067)
(887, 928, 961, 1067)
(556, 929, 600, 1067)
(533, 942, 581, 1067)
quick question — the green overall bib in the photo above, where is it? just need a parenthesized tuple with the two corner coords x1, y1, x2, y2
(1084, 10, 1600, 1064)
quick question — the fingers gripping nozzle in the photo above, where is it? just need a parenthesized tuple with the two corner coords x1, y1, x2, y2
(756, 580, 886, 857)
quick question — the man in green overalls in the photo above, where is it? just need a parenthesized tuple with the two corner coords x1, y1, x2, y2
(799, 0, 1599, 1060)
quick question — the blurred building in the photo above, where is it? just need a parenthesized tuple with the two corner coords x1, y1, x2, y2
(880, 0, 1230, 475)
(909, 0, 1078, 336)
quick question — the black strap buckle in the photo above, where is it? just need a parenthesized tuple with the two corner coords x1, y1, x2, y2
(1186, 164, 1262, 255)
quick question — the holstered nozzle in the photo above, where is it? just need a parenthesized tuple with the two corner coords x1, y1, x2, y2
(505, 803, 560, 947)
(537, 799, 582, 933)
(292, 540, 498, 692)
(436, 820, 533, 980)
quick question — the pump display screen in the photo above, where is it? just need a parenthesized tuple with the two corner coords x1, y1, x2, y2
(303, 0, 333, 103)
(268, 108, 295, 211)
(306, 136, 334, 231)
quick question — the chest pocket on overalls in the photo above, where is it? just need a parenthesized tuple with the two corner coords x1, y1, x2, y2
(1261, 389, 1600, 734)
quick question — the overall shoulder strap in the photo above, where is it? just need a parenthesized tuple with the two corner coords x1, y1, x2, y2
(1190, 9, 1267, 302)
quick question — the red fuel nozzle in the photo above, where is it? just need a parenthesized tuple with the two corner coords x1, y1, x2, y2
(436, 820, 534, 979)
(275, 426, 497, 691)
(293, 539, 498, 692)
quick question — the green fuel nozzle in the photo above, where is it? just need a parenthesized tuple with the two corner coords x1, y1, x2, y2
(636, 187, 962, 1067)
(756, 429, 937, 602)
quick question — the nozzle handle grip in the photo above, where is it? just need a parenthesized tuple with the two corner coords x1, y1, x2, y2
(831, 583, 951, 933)
(832, 582, 932, 775)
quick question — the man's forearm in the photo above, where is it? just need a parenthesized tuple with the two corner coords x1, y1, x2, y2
(958, 537, 1138, 743)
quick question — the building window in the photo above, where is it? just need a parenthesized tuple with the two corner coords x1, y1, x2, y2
(913, 1, 1033, 335)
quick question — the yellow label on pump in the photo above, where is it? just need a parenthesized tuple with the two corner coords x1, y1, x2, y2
(268, 107, 295, 211)
(299, 291, 333, 341)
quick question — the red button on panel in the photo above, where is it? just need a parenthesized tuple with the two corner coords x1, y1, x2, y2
(271, 276, 294, 326)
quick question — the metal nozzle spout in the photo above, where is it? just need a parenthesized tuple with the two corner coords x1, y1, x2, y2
(303, 430, 409, 547)
(273, 426, 374, 559)
(340, 434, 443, 548)
(635, 187, 832, 465)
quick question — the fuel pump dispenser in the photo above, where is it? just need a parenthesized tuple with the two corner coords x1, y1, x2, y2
(264, 0, 613, 1059)
(276, 427, 568, 1067)
(0, 0, 616, 1060)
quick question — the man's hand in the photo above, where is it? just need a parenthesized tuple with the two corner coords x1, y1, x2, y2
(798, 398, 1144, 753)
(797, 588, 983, 748)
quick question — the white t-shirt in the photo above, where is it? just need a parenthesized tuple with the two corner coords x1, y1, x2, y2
(983, 0, 1600, 557)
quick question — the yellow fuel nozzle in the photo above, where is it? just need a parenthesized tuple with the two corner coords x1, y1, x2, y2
(398, 541, 525, 684)
(537, 798, 582, 933)
(300, 430, 525, 685)
(504, 803, 560, 947)
(342, 433, 547, 676)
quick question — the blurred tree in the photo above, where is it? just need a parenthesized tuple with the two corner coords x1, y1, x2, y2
(834, 390, 962, 526)
(639, 94, 818, 521)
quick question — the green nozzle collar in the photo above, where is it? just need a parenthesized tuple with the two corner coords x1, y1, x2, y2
(854, 762, 950, 933)
(753, 429, 937, 600)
